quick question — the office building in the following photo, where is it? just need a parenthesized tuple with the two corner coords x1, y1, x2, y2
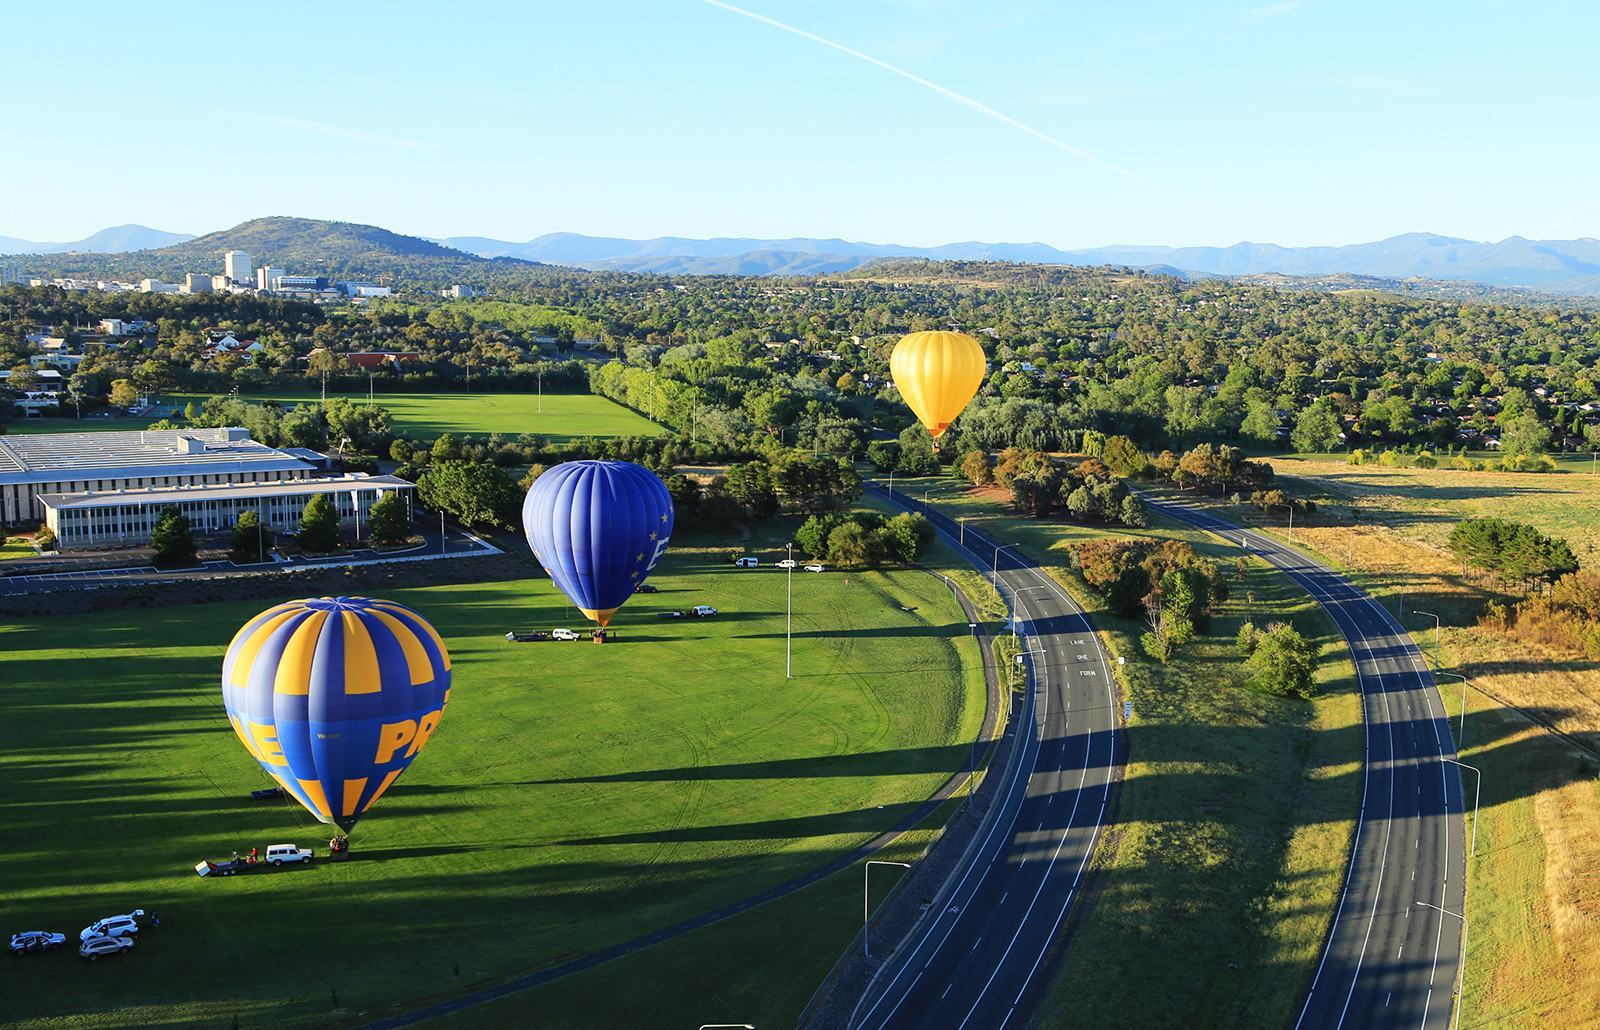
(224, 250, 253, 285)
(256, 266, 285, 291)
(0, 427, 315, 526)
(39, 473, 415, 551)
(184, 273, 213, 294)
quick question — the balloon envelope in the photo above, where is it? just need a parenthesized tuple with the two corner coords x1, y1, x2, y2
(521, 459, 675, 626)
(221, 596, 452, 833)
(890, 330, 987, 439)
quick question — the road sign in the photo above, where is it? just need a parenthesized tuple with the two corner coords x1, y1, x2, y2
(1123, 701, 1133, 721)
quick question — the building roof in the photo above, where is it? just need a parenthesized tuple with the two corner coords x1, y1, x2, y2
(0, 427, 312, 486)
(38, 473, 415, 511)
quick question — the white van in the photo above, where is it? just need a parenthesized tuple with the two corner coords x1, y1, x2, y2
(733, 556, 758, 568)
(692, 605, 718, 617)
(552, 628, 581, 641)
(265, 844, 313, 865)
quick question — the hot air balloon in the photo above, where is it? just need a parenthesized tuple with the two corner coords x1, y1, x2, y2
(889, 330, 987, 446)
(521, 459, 674, 636)
(221, 596, 452, 834)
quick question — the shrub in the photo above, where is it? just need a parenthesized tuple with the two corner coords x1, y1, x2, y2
(297, 494, 342, 554)
(1244, 622, 1317, 698)
(150, 507, 199, 569)
(229, 509, 267, 563)
(367, 493, 412, 548)
(35, 525, 55, 551)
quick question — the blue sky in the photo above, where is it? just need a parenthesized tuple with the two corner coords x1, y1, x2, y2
(3, 1, 1595, 247)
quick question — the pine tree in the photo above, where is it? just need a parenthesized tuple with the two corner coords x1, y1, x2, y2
(297, 494, 342, 554)
(150, 507, 198, 569)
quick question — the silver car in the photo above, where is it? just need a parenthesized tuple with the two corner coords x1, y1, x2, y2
(78, 935, 132, 961)
(9, 930, 66, 954)
(80, 911, 142, 943)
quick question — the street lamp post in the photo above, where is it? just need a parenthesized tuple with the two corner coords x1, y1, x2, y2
(1414, 609, 1442, 664)
(1434, 669, 1470, 745)
(958, 515, 967, 549)
(992, 543, 1018, 590)
(1416, 901, 1468, 1030)
(785, 542, 794, 680)
(1442, 757, 1482, 856)
(864, 860, 912, 959)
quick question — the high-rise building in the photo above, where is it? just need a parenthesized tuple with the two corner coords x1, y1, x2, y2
(256, 266, 285, 291)
(224, 250, 253, 284)
(183, 273, 213, 294)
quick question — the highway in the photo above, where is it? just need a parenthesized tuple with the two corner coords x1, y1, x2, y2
(1146, 496, 1467, 1030)
(854, 482, 1121, 1029)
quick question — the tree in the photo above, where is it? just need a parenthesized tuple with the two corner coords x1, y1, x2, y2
(960, 448, 994, 486)
(132, 358, 175, 395)
(418, 461, 520, 530)
(1240, 397, 1280, 446)
(325, 398, 394, 454)
(108, 380, 139, 407)
(7, 363, 40, 393)
(896, 424, 939, 475)
(1065, 484, 1094, 520)
(724, 460, 780, 518)
(1291, 398, 1343, 453)
(1119, 494, 1148, 528)
(665, 474, 702, 522)
(1499, 413, 1551, 460)
(795, 513, 843, 557)
(827, 520, 885, 567)
(1245, 622, 1318, 698)
(1100, 436, 1148, 476)
(866, 440, 900, 471)
(367, 492, 412, 547)
(229, 509, 267, 563)
(150, 507, 198, 568)
(881, 512, 934, 563)
(297, 494, 342, 553)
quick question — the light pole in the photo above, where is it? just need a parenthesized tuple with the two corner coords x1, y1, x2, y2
(1414, 609, 1442, 664)
(537, 368, 543, 413)
(1442, 757, 1482, 856)
(1434, 669, 1469, 745)
(992, 543, 1018, 590)
(958, 515, 967, 549)
(440, 511, 446, 555)
(887, 467, 894, 499)
(864, 860, 911, 959)
(785, 542, 794, 680)
(1415, 900, 1468, 1030)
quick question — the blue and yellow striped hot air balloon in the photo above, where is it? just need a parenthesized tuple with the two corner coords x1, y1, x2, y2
(221, 596, 452, 834)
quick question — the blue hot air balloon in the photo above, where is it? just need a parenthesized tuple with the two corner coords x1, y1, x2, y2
(221, 596, 452, 833)
(521, 459, 675, 628)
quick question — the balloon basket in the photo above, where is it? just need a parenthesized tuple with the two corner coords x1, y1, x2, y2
(592, 630, 607, 644)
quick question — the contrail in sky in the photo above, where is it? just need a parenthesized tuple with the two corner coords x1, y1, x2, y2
(698, 0, 1176, 197)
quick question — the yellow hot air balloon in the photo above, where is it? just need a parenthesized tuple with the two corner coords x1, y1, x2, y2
(890, 330, 987, 444)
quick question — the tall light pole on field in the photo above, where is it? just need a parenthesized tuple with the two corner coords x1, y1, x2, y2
(537, 368, 543, 413)
(785, 542, 794, 679)
(958, 515, 968, 549)
(992, 543, 1018, 590)
(863, 860, 911, 959)
(1434, 668, 1469, 745)
(1416, 901, 1468, 1030)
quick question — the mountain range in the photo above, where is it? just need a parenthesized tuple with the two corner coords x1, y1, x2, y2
(434, 231, 1600, 293)
(8, 218, 1600, 296)
(0, 224, 195, 255)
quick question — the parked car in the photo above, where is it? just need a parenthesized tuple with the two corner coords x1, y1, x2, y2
(78, 935, 132, 961)
(733, 556, 758, 568)
(265, 844, 313, 865)
(79, 912, 142, 943)
(250, 787, 283, 801)
(551, 628, 582, 641)
(692, 605, 718, 617)
(637, 583, 660, 593)
(9, 931, 65, 954)
(776, 559, 798, 569)
(655, 609, 687, 620)
(505, 630, 550, 642)
(805, 563, 826, 572)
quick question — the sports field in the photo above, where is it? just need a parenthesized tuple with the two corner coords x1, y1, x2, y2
(0, 537, 984, 1027)
(4, 391, 663, 443)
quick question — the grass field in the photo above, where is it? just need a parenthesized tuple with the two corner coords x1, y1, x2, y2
(1, 537, 34, 560)
(4, 391, 664, 443)
(897, 476, 1362, 1027)
(1165, 463, 1600, 1026)
(0, 527, 985, 1028)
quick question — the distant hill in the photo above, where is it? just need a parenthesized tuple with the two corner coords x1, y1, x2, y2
(0, 224, 195, 255)
(8, 216, 556, 290)
(161, 216, 476, 267)
(438, 230, 1600, 295)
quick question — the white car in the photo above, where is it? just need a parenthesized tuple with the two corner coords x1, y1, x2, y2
(79, 935, 132, 961)
(692, 605, 718, 617)
(80, 912, 142, 943)
(265, 844, 313, 865)
(776, 559, 797, 569)
(805, 563, 826, 573)
(9, 930, 65, 954)
(733, 556, 758, 568)
(551, 628, 581, 641)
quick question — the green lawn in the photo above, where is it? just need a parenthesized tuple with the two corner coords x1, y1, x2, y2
(899, 475, 1363, 1027)
(0, 531, 984, 1028)
(4, 391, 664, 443)
(1, 538, 34, 561)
